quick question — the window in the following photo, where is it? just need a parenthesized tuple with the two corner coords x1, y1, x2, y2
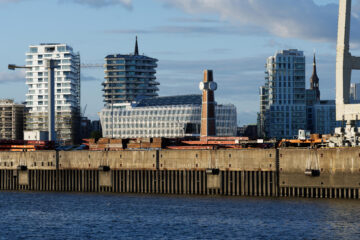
(57, 46, 66, 52)
(29, 47, 38, 53)
(45, 47, 55, 52)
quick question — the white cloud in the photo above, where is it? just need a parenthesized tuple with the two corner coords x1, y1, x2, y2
(0, 70, 25, 84)
(0, 0, 133, 8)
(159, 0, 360, 42)
(61, 0, 132, 8)
(0, 0, 22, 2)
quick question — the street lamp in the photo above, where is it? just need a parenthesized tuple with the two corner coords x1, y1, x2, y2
(8, 60, 59, 142)
(8, 64, 31, 70)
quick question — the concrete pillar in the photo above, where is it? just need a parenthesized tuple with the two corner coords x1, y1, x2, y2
(235, 171, 239, 196)
(116, 170, 119, 192)
(126, 170, 130, 193)
(0, 170, 3, 190)
(182, 170, 186, 194)
(187, 170, 190, 194)
(264, 172, 268, 197)
(175, 171, 179, 194)
(43, 170, 46, 191)
(149, 171, 152, 193)
(121, 170, 124, 192)
(243, 171, 247, 196)
(119, 170, 123, 192)
(155, 171, 159, 194)
(140, 170, 144, 193)
(73, 170, 76, 192)
(169, 170, 173, 194)
(171, 170, 174, 194)
(146, 170, 149, 193)
(255, 171, 259, 196)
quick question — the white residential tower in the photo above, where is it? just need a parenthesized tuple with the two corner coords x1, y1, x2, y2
(25, 43, 80, 145)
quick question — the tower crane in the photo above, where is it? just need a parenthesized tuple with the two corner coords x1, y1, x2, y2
(80, 63, 104, 69)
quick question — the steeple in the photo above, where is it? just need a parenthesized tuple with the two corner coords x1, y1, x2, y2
(134, 36, 139, 55)
(310, 53, 320, 101)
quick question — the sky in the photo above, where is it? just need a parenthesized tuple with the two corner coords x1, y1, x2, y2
(1, 0, 360, 125)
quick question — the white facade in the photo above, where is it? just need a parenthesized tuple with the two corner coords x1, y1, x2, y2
(24, 130, 49, 141)
(99, 97, 237, 138)
(25, 43, 80, 145)
(259, 49, 306, 139)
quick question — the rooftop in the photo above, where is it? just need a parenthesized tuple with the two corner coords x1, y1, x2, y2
(134, 95, 202, 107)
(105, 54, 157, 61)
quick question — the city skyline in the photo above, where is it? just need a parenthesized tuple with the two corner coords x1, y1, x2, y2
(0, 0, 359, 125)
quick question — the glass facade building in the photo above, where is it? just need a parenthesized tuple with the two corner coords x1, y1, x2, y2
(99, 95, 237, 138)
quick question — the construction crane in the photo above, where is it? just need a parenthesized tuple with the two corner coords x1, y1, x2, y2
(82, 104, 87, 117)
(80, 63, 104, 69)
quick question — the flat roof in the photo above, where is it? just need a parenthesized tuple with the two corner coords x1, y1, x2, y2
(134, 95, 202, 107)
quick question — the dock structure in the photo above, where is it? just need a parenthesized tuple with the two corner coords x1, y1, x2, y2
(0, 148, 359, 199)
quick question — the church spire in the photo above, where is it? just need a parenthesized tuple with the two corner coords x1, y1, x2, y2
(310, 53, 320, 101)
(134, 36, 139, 55)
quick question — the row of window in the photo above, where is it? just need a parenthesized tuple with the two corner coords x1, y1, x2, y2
(29, 46, 72, 54)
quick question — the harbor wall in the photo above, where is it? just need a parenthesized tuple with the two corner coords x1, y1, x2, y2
(0, 148, 358, 199)
(279, 148, 360, 198)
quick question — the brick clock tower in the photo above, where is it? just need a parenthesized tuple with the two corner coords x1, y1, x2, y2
(199, 70, 217, 138)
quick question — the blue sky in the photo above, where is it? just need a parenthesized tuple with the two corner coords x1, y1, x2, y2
(0, 0, 359, 125)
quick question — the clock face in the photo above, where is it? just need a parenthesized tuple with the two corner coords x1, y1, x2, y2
(209, 82, 217, 91)
(199, 82, 205, 90)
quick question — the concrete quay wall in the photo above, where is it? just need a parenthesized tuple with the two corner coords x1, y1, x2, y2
(279, 148, 360, 198)
(0, 148, 358, 199)
(0, 149, 276, 171)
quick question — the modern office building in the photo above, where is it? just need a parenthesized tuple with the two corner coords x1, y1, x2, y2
(258, 49, 307, 139)
(25, 43, 81, 145)
(102, 37, 159, 104)
(310, 100, 339, 134)
(0, 99, 24, 140)
(99, 95, 237, 138)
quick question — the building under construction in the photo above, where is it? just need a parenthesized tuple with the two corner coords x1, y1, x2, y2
(0, 99, 24, 140)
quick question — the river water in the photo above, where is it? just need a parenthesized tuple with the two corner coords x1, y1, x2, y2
(0, 192, 359, 239)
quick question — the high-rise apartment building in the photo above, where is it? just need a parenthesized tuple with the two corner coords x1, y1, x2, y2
(102, 37, 159, 104)
(258, 49, 307, 139)
(259, 51, 341, 139)
(25, 43, 80, 145)
(0, 99, 24, 140)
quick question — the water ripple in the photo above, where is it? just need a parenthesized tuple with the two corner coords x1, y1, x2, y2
(0, 192, 359, 239)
